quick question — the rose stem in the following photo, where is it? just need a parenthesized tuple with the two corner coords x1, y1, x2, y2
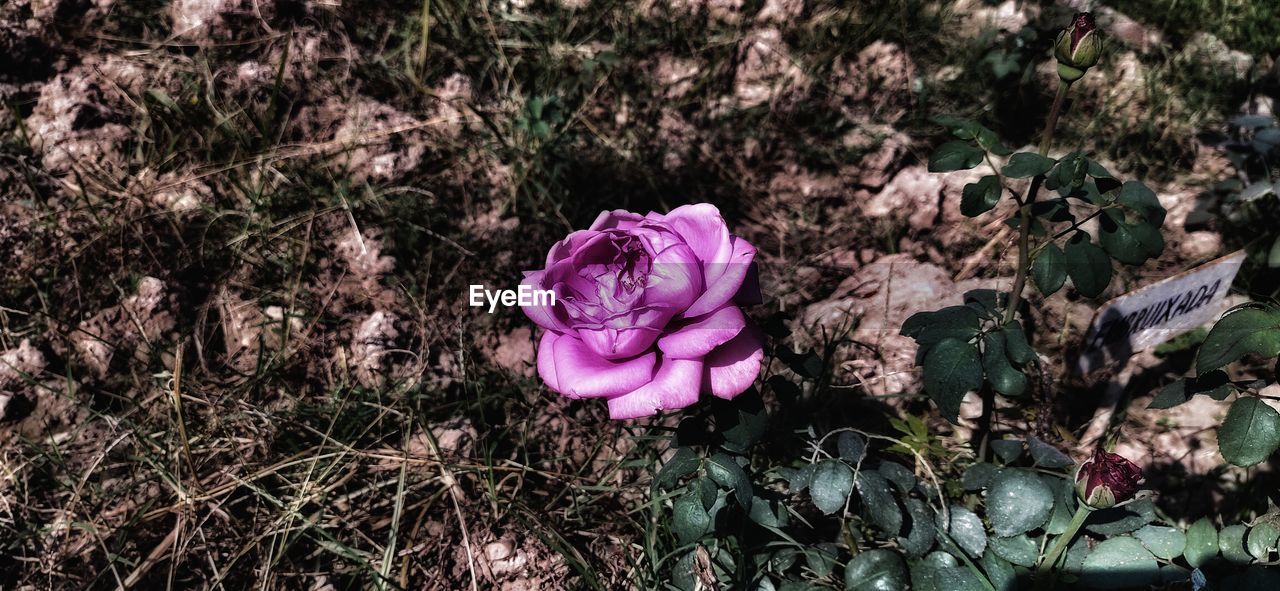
(1002, 79, 1071, 326)
(976, 80, 1073, 460)
(1036, 503, 1092, 581)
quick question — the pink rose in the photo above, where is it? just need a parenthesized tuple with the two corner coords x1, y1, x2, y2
(522, 204, 764, 419)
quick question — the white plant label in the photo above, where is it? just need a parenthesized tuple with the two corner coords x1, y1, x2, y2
(1077, 250, 1246, 374)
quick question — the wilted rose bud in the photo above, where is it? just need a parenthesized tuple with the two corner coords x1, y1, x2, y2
(1054, 12, 1102, 82)
(1074, 448, 1144, 509)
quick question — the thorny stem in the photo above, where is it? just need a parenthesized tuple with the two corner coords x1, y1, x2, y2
(979, 80, 1072, 460)
(1002, 80, 1071, 326)
(1037, 504, 1093, 579)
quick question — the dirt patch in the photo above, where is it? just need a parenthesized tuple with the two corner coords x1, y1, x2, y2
(730, 27, 807, 110)
(291, 96, 428, 185)
(833, 41, 915, 123)
(71, 277, 178, 378)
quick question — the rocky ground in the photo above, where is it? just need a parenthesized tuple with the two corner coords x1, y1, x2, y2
(1, 0, 1277, 588)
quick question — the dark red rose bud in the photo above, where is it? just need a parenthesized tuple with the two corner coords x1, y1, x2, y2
(1070, 12, 1095, 50)
(1074, 447, 1144, 509)
(1054, 12, 1102, 82)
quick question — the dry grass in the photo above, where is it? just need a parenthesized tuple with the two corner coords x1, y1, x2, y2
(1, 0, 1274, 588)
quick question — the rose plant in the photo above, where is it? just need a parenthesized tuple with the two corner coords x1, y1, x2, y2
(516, 12, 1280, 591)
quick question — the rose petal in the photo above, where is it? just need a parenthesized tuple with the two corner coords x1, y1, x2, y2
(703, 325, 764, 399)
(589, 209, 646, 231)
(552, 335, 657, 398)
(643, 241, 702, 314)
(546, 229, 598, 268)
(658, 305, 746, 359)
(578, 324, 664, 359)
(662, 203, 732, 270)
(536, 331, 563, 392)
(684, 236, 757, 318)
(520, 271, 571, 332)
(607, 358, 703, 419)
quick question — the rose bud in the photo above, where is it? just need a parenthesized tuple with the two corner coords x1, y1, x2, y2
(1074, 448, 1144, 509)
(1054, 12, 1102, 82)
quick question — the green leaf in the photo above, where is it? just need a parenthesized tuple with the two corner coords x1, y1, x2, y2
(929, 141, 985, 172)
(1085, 499, 1157, 536)
(961, 175, 1003, 217)
(1116, 181, 1166, 225)
(1220, 524, 1253, 564)
(962, 462, 998, 491)
(706, 453, 753, 509)
(1135, 525, 1186, 560)
(806, 545, 839, 577)
(856, 471, 904, 534)
(899, 498, 937, 558)
(655, 447, 701, 490)
(1032, 243, 1068, 296)
(932, 567, 990, 591)
(1098, 209, 1164, 265)
(931, 115, 983, 140)
(1196, 305, 1280, 373)
(1042, 474, 1078, 535)
(672, 492, 710, 544)
(1063, 232, 1112, 298)
(1000, 322, 1036, 365)
(949, 505, 987, 558)
(982, 332, 1027, 397)
(784, 463, 815, 493)
(922, 338, 984, 422)
(1268, 236, 1280, 268)
(878, 462, 917, 493)
(903, 306, 981, 352)
(844, 549, 908, 591)
(1080, 536, 1161, 589)
(1047, 152, 1086, 193)
(980, 552, 1017, 591)
(1247, 522, 1280, 561)
(838, 432, 867, 463)
(1183, 517, 1219, 568)
(962, 289, 1003, 319)
(1027, 436, 1073, 469)
(748, 495, 784, 528)
(808, 459, 853, 515)
(1086, 158, 1112, 179)
(1002, 152, 1056, 179)
(1148, 371, 1233, 409)
(989, 534, 1038, 567)
(1218, 397, 1280, 467)
(987, 469, 1054, 537)
(990, 439, 1024, 463)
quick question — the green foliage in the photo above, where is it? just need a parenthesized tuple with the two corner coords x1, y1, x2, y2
(1184, 518, 1220, 568)
(986, 470, 1053, 537)
(921, 338, 984, 421)
(1196, 304, 1280, 373)
(1079, 537, 1160, 589)
(929, 141, 986, 172)
(1218, 397, 1280, 467)
(845, 549, 909, 591)
(1062, 232, 1113, 298)
(810, 459, 854, 515)
(1002, 153, 1055, 179)
(961, 176, 1003, 217)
